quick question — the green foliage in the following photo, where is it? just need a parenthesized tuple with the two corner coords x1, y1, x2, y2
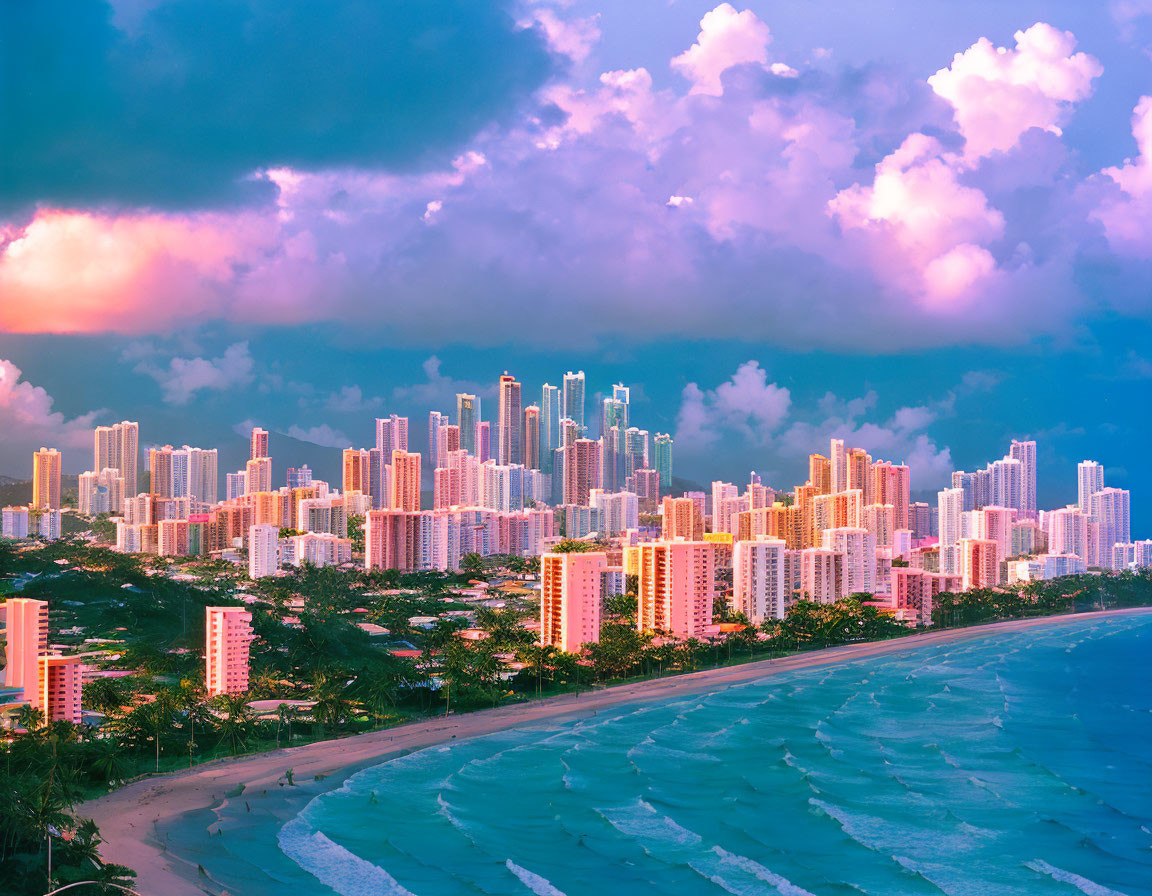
(347, 514, 365, 553)
(550, 539, 600, 554)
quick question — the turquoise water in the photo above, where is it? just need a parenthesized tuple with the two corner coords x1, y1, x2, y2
(189, 614, 1152, 895)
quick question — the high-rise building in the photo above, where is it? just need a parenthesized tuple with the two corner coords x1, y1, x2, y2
(95, 421, 139, 497)
(734, 538, 788, 623)
(1009, 439, 1037, 519)
(39, 654, 83, 724)
(989, 457, 1022, 513)
(1090, 487, 1131, 566)
(830, 438, 847, 493)
(32, 447, 62, 510)
(662, 496, 704, 541)
(342, 447, 371, 496)
(540, 384, 560, 475)
(376, 415, 409, 457)
(456, 393, 480, 456)
(523, 405, 541, 471)
(540, 550, 608, 652)
(654, 433, 673, 488)
(938, 487, 964, 575)
(248, 524, 279, 578)
(184, 446, 218, 507)
(808, 454, 831, 495)
(78, 468, 125, 516)
(563, 438, 601, 506)
(562, 371, 586, 431)
(390, 450, 422, 512)
(477, 420, 492, 463)
(205, 607, 254, 696)
(245, 456, 272, 494)
(624, 427, 649, 478)
(601, 396, 626, 439)
(612, 383, 630, 430)
(428, 411, 447, 465)
(637, 541, 716, 638)
(3, 598, 48, 704)
(822, 526, 876, 595)
(148, 445, 175, 499)
(800, 548, 842, 603)
(497, 373, 522, 466)
(960, 538, 1000, 590)
(1048, 505, 1090, 565)
(286, 465, 313, 489)
(250, 427, 269, 461)
(1077, 461, 1105, 515)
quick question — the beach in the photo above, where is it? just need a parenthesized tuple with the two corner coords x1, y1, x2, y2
(81, 607, 1152, 895)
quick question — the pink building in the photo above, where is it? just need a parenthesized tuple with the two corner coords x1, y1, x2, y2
(891, 568, 962, 626)
(4, 598, 48, 704)
(39, 655, 83, 724)
(540, 550, 608, 652)
(960, 537, 1000, 590)
(637, 540, 716, 637)
(205, 607, 255, 696)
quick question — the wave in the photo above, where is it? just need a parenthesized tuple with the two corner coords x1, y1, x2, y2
(711, 846, 818, 896)
(278, 815, 418, 896)
(1024, 859, 1130, 896)
(596, 797, 703, 846)
(506, 860, 567, 896)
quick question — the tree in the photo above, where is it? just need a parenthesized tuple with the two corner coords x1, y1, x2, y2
(213, 693, 255, 755)
(461, 553, 485, 575)
(347, 515, 365, 553)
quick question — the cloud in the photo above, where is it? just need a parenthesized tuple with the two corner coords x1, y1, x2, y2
(0, 358, 104, 472)
(830, 133, 1004, 298)
(675, 361, 791, 450)
(324, 385, 383, 414)
(1, 15, 1148, 352)
(671, 4, 773, 95)
(1092, 96, 1152, 255)
(285, 424, 350, 448)
(529, 7, 601, 63)
(0, 209, 273, 333)
(927, 23, 1102, 160)
(133, 341, 255, 404)
(2, 0, 554, 209)
(392, 356, 491, 410)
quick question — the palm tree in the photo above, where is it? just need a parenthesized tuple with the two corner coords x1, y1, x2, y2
(310, 673, 358, 737)
(213, 693, 255, 755)
(16, 704, 45, 735)
(86, 738, 132, 788)
(275, 703, 298, 747)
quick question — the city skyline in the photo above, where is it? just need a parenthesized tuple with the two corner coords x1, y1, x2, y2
(2, 1, 1151, 533)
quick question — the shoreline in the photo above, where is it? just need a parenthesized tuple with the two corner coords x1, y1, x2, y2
(81, 607, 1152, 895)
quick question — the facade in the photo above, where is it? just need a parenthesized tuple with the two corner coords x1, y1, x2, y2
(637, 540, 716, 637)
(390, 450, 422, 511)
(205, 607, 254, 696)
(540, 550, 607, 652)
(523, 405, 541, 471)
(249, 523, 280, 578)
(562, 370, 586, 430)
(376, 414, 409, 457)
(39, 655, 83, 724)
(32, 447, 62, 510)
(94, 421, 139, 498)
(497, 373, 523, 466)
(250, 427, 269, 460)
(653, 433, 673, 488)
(960, 537, 1000, 590)
(733, 537, 787, 623)
(1009, 439, 1037, 519)
(4, 598, 48, 703)
(1090, 487, 1130, 566)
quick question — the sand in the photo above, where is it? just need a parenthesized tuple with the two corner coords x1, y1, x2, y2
(80, 608, 1151, 895)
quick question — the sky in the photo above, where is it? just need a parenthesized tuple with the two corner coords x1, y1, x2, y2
(1, 0, 1150, 528)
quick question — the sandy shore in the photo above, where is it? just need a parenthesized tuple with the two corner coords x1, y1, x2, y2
(81, 607, 1151, 895)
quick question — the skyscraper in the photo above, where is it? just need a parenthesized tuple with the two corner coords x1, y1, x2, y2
(1090, 487, 1131, 565)
(95, 421, 139, 497)
(612, 383, 630, 431)
(637, 541, 716, 638)
(477, 420, 492, 463)
(148, 445, 175, 498)
(1009, 439, 1037, 519)
(540, 550, 608, 652)
(540, 384, 560, 475)
(428, 411, 446, 465)
(250, 427, 269, 461)
(523, 405, 541, 470)
(390, 450, 421, 511)
(4, 598, 48, 704)
(1077, 461, 1105, 515)
(654, 433, 673, 488)
(205, 607, 254, 696)
(376, 414, 409, 456)
(32, 447, 61, 510)
(990, 457, 1022, 513)
(497, 373, 522, 465)
(830, 438, 847, 493)
(343, 447, 371, 495)
(734, 538, 787, 623)
(248, 524, 279, 579)
(562, 370, 585, 431)
(457, 393, 479, 456)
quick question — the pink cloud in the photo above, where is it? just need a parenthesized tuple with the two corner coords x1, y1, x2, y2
(671, 4, 774, 96)
(0, 209, 272, 334)
(928, 23, 1102, 160)
(1093, 96, 1152, 255)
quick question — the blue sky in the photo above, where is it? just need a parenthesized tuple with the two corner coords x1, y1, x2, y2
(1, 0, 1149, 529)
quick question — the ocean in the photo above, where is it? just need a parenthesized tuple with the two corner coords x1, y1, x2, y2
(176, 612, 1152, 895)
